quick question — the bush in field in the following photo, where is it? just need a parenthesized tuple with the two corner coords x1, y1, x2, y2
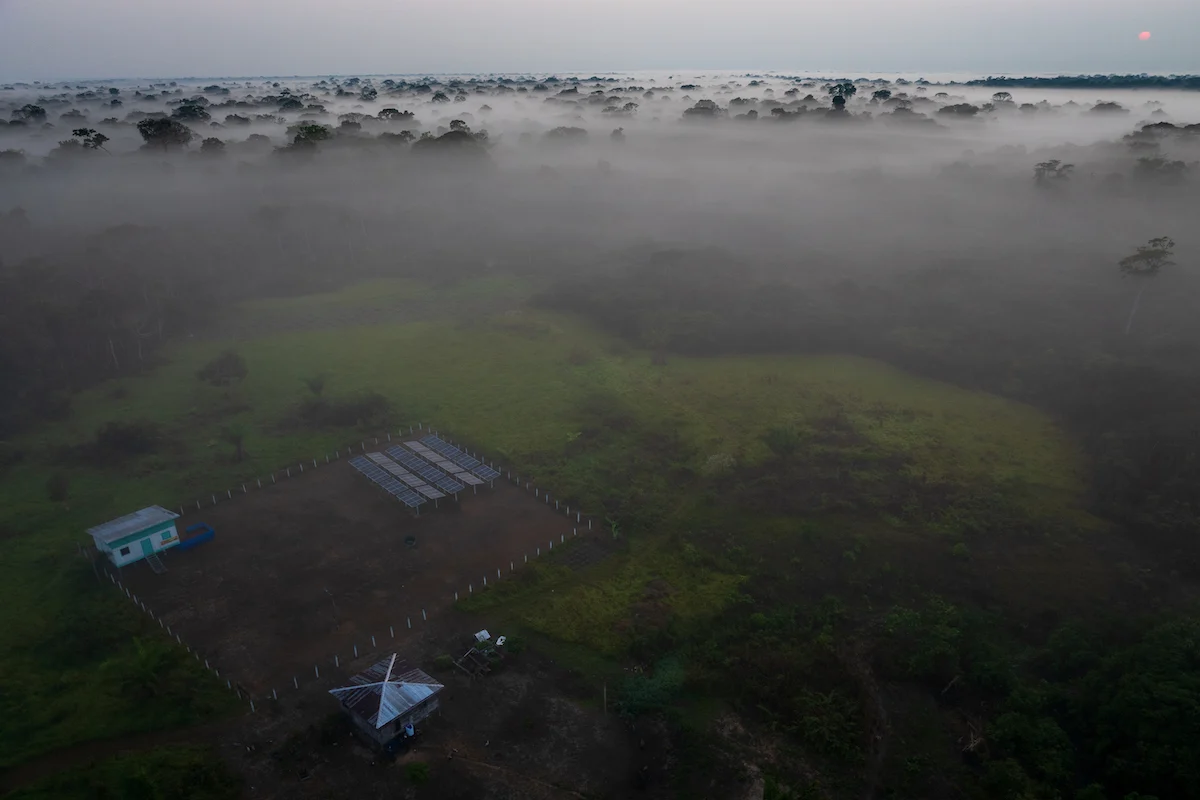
(303, 375, 326, 396)
(92, 421, 161, 459)
(405, 762, 430, 784)
(617, 657, 686, 716)
(567, 346, 594, 366)
(763, 426, 803, 460)
(295, 392, 390, 428)
(196, 350, 248, 386)
(47, 471, 70, 502)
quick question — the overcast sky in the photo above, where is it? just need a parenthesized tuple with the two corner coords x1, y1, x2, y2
(1, 0, 1197, 81)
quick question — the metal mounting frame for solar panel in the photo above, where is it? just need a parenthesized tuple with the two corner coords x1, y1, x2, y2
(420, 435, 501, 481)
(349, 455, 425, 508)
(387, 446, 464, 494)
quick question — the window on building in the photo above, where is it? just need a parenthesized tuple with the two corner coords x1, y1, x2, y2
(119, 546, 131, 556)
(161, 531, 171, 541)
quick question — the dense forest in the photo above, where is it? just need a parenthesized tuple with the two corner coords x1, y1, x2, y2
(967, 74, 1200, 90)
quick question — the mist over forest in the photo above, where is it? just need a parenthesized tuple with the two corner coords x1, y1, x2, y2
(3, 71, 1200, 800)
(3, 73, 1198, 413)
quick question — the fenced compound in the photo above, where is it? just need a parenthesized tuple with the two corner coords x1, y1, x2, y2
(99, 423, 601, 713)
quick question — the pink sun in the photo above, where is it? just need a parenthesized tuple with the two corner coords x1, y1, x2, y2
(1139, 31, 1152, 40)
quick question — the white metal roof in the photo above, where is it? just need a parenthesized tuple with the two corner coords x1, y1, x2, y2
(378, 681, 436, 728)
(328, 655, 444, 729)
(86, 506, 179, 545)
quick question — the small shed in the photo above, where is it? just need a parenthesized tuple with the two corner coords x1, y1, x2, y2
(87, 506, 181, 568)
(329, 655, 444, 750)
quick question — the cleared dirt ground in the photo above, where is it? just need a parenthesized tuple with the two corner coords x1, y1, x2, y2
(122, 459, 580, 693)
(217, 639, 673, 800)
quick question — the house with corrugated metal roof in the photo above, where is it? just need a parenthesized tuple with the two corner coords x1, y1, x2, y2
(87, 506, 180, 568)
(329, 654, 444, 751)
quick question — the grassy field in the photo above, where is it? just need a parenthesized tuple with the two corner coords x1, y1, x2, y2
(0, 276, 1094, 776)
(6, 746, 239, 800)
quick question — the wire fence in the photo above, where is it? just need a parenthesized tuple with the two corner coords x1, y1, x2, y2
(83, 422, 597, 714)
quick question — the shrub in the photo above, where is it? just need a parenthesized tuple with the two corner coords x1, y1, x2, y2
(47, 472, 70, 502)
(567, 346, 594, 366)
(295, 392, 390, 428)
(405, 761, 430, 785)
(618, 657, 686, 716)
(303, 375, 326, 396)
(701, 453, 735, 477)
(763, 426, 803, 460)
(196, 350, 247, 386)
(92, 421, 161, 459)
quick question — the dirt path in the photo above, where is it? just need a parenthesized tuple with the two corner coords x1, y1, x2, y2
(839, 640, 890, 800)
(445, 751, 590, 800)
(0, 719, 236, 796)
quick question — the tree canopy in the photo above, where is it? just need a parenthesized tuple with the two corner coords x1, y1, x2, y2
(135, 117, 194, 149)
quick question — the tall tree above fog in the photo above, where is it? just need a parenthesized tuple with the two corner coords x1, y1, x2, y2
(135, 117, 194, 150)
(71, 128, 110, 152)
(1033, 160, 1074, 186)
(1119, 237, 1177, 335)
(12, 104, 46, 122)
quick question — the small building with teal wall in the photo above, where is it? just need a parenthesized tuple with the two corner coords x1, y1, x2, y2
(87, 506, 181, 568)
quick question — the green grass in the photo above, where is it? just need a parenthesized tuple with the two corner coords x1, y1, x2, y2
(0, 552, 239, 770)
(0, 277, 1093, 770)
(238, 274, 531, 318)
(6, 746, 239, 800)
(462, 537, 745, 655)
(13, 306, 1084, 535)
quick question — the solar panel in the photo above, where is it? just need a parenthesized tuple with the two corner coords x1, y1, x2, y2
(350, 455, 426, 508)
(405, 441, 482, 485)
(388, 446, 465, 495)
(420, 435, 502, 482)
(371, 453, 447, 499)
(455, 471, 485, 486)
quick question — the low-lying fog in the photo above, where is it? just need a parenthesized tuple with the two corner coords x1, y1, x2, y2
(2, 71, 1197, 287)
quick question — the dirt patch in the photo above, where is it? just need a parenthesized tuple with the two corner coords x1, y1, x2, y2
(122, 460, 582, 693)
(217, 642, 651, 800)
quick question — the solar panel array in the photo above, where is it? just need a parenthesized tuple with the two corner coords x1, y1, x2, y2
(404, 441, 484, 486)
(366, 452, 445, 500)
(385, 446, 465, 495)
(421, 435, 502, 481)
(349, 455, 425, 508)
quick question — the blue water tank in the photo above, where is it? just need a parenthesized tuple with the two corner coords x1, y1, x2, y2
(404, 723, 415, 738)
